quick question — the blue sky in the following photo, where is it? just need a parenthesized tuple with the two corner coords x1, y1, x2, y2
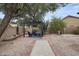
(1, 4, 79, 21)
(44, 3, 79, 21)
(0, 12, 4, 19)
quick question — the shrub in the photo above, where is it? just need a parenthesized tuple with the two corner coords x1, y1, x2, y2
(47, 18, 66, 34)
(73, 28, 79, 35)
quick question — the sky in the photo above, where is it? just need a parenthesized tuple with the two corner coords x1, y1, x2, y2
(44, 3, 79, 21)
(1, 4, 79, 21)
(0, 12, 4, 19)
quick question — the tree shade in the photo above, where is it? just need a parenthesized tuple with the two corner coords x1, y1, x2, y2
(0, 3, 66, 38)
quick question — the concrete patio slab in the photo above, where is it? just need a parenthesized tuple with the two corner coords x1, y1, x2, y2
(31, 40, 55, 56)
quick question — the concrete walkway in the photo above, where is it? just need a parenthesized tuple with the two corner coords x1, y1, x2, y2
(31, 40, 55, 56)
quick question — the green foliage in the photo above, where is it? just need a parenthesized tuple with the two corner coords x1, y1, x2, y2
(43, 20, 49, 32)
(17, 19, 23, 26)
(73, 27, 79, 35)
(23, 4, 59, 21)
(0, 20, 2, 24)
(0, 3, 66, 22)
(14, 3, 60, 27)
(48, 18, 65, 33)
(0, 18, 2, 24)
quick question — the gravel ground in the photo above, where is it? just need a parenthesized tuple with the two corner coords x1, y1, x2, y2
(46, 34, 79, 56)
(0, 34, 79, 56)
(0, 36, 35, 56)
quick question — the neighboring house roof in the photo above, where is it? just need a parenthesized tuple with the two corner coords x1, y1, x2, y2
(63, 15, 79, 20)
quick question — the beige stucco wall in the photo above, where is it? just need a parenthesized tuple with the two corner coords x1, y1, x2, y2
(63, 17, 79, 34)
(0, 24, 24, 41)
(0, 25, 16, 41)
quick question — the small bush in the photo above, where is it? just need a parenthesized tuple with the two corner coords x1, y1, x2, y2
(73, 28, 79, 35)
(47, 18, 66, 34)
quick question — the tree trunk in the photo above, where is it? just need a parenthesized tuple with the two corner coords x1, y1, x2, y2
(0, 4, 17, 38)
(23, 25, 25, 37)
(16, 26, 19, 35)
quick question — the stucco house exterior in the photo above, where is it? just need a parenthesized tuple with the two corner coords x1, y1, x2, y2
(63, 15, 79, 34)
